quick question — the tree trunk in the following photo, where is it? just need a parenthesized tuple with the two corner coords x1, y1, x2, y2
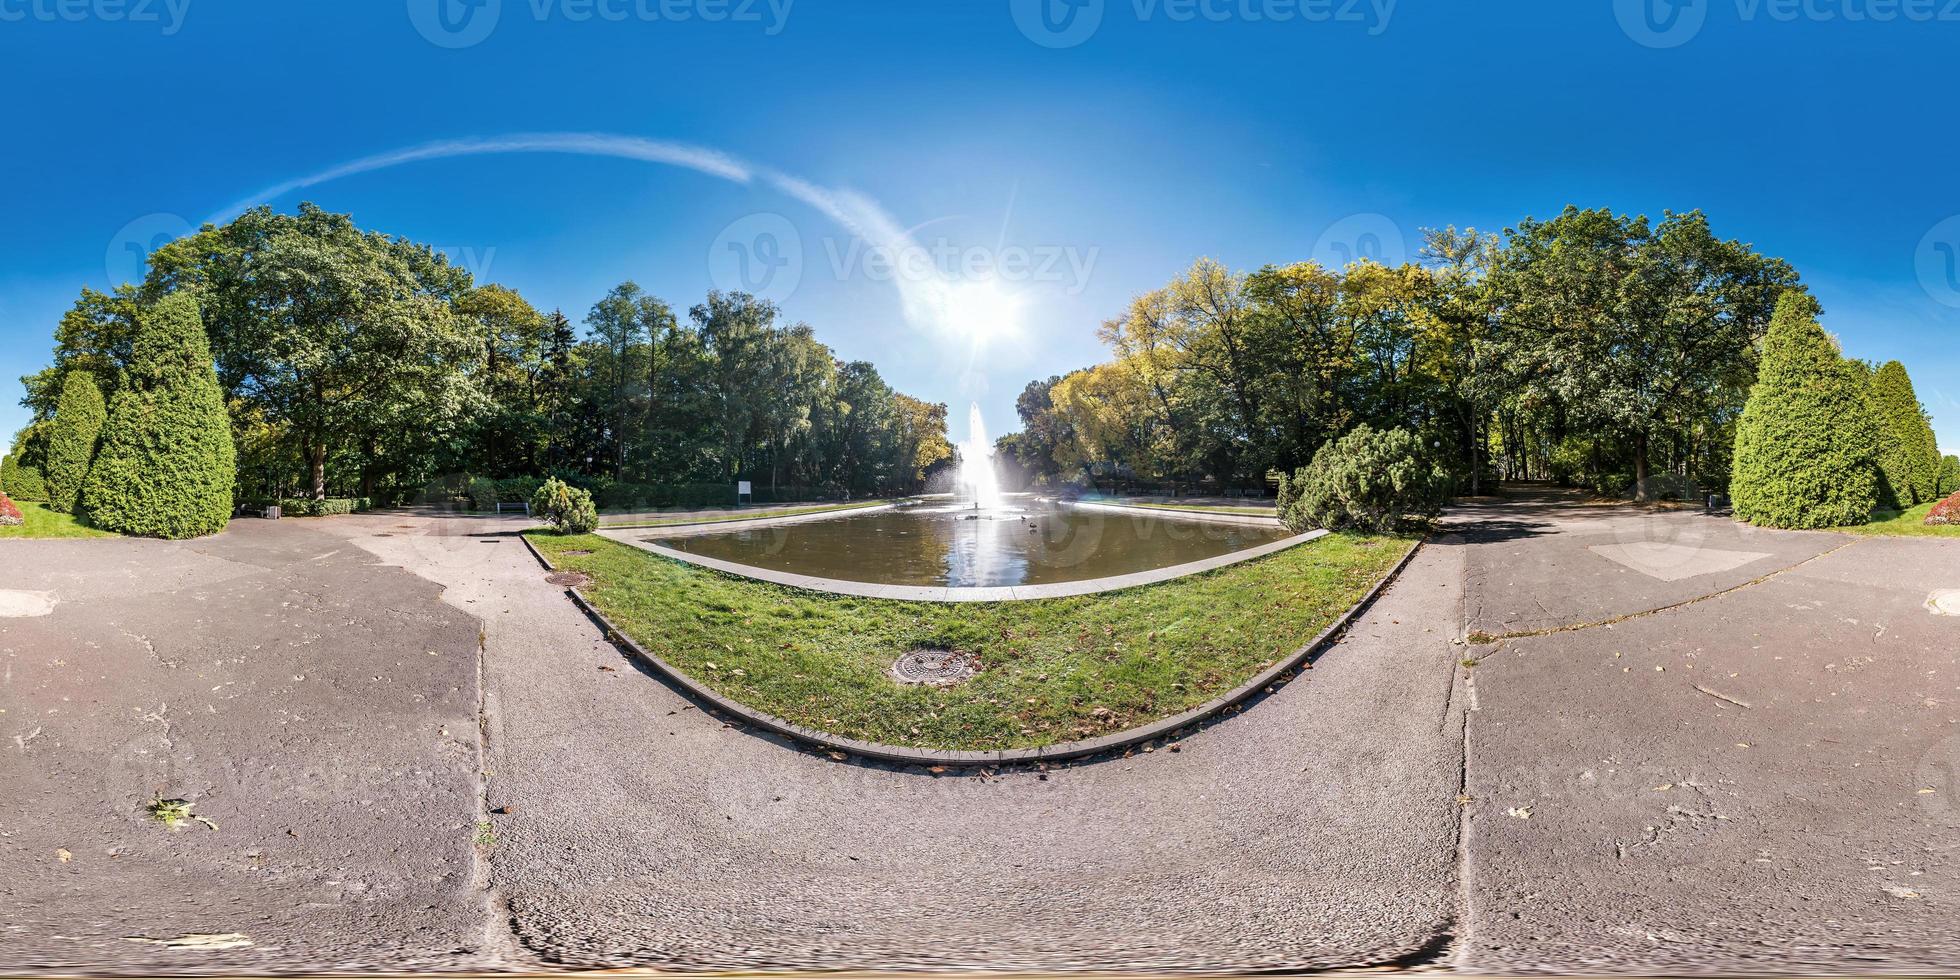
(1634, 431, 1652, 503)
(310, 442, 327, 501)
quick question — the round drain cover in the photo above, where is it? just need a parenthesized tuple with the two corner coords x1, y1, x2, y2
(892, 649, 976, 686)
(1928, 590, 1960, 617)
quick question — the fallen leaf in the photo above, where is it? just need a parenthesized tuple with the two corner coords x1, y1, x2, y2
(55, 848, 72, 863)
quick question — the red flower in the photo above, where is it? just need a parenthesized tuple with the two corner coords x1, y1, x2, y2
(0, 492, 21, 527)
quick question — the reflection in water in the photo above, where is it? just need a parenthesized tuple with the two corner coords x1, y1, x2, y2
(658, 498, 1291, 588)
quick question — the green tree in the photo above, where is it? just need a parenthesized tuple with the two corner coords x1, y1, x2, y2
(1730, 294, 1879, 529)
(44, 371, 108, 513)
(1486, 208, 1800, 501)
(143, 204, 479, 500)
(1939, 454, 1960, 499)
(1867, 360, 1938, 507)
(81, 293, 237, 539)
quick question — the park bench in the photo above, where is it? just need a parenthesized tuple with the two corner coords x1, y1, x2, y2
(1705, 493, 1732, 517)
(496, 501, 531, 516)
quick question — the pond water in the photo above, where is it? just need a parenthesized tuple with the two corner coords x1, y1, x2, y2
(655, 498, 1292, 588)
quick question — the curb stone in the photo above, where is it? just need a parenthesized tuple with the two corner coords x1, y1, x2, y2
(526, 531, 1426, 767)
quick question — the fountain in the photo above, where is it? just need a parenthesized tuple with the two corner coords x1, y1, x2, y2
(955, 402, 1004, 512)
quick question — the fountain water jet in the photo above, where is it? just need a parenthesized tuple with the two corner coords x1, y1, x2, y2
(955, 402, 1004, 511)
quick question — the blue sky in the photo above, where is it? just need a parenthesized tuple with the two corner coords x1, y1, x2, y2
(3, 0, 1959, 452)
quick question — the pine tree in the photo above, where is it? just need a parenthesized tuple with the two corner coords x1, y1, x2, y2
(1868, 360, 1939, 507)
(1731, 294, 1880, 529)
(80, 293, 237, 538)
(44, 371, 108, 513)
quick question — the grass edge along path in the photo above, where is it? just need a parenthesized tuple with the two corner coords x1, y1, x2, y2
(1835, 501, 1960, 538)
(0, 501, 118, 539)
(526, 529, 1414, 751)
(599, 499, 891, 530)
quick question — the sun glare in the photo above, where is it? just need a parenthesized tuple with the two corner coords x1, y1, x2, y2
(935, 280, 1024, 347)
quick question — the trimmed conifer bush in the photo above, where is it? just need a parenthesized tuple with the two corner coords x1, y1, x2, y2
(44, 371, 108, 513)
(1940, 455, 1960, 498)
(1281, 424, 1448, 533)
(1731, 294, 1880, 529)
(1868, 360, 1939, 507)
(531, 477, 598, 533)
(80, 293, 237, 539)
(0, 455, 47, 502)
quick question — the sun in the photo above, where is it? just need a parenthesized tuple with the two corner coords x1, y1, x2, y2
(935, 280, 1024, 347)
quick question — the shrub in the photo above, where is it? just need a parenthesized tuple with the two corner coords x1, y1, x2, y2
(1731, 294, 1881, 529)
(1868, 360, 1939, 507)
(495, 476, 544, 504)
(0, 492, 21, 527)
(277, 497, 371, 517)
(531, 477, 598, 533)
(467, 476, 501, 511)
(1595, 473, 1634, 499)
(80, 293, 238, 539)
(44, 371, 108, 514)
(0, 455, 47, 502)
(1281, 424, 1448, 533)
(1927, 491, 1960, 526)
(1941, 455, 1960, 498)
(1275, 470, 1299, 517)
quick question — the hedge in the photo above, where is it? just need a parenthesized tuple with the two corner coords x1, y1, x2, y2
(1731, 294, 1880, 529)
(80, 293, 238, 539)
(0, 456, 47, 502)
(45, 371, 107, 514)
(277, 497, 372, 517)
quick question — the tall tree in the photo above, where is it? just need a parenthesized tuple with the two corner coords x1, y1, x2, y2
(143, 204, 480, 500)
(1486, 208, 1799, 500)
(44, 371, 107, 513)
(1730, 294, 1879, 529)
(81, 293, 237, 538)
(1867, 360, 1939, 508)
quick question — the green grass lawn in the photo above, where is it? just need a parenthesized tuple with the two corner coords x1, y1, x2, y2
(600, 499, 890, 529)
(1121, 501, 1279, 516)
(0, 501, 118, 539)
(526, 529, 1414, 751)
(1838, 501, 1960, 537)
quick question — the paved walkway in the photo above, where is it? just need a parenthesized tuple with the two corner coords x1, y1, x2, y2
(4, 489, 1958, 973)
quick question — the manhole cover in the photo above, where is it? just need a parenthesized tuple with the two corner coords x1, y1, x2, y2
(1928, 590, 1960, 617)
(891, 649, 976, 686)
(547, 571, 593, 588)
